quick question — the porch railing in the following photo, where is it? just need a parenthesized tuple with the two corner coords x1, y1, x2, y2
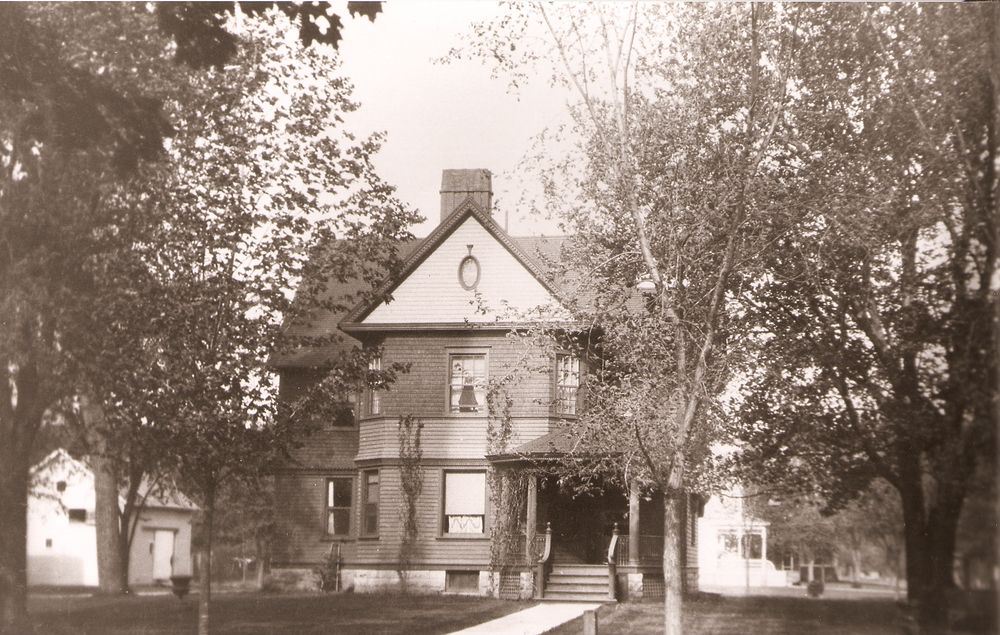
(614, 534, 665, 566)
(511, 533, 548, 565)
(534, 522, 552, 599)
(606, 523, 620, 601)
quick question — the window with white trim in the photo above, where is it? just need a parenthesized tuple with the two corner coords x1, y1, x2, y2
(443, 471, 486, 534)
(555, 354, 580, 415)
(362, 470, 379, 535)
(325, 477, 352, 536)
(448, 353, 487, 414)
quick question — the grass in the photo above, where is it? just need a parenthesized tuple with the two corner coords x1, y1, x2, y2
(30, 587, 986, 635)
(546, 593, 905, 635)
(28, 591, 529, 635)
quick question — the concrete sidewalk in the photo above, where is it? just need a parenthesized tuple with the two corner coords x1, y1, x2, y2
(447, 602, 601, 635)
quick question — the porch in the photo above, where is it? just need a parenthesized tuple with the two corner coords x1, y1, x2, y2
(504, 473, 681, 601)
(487, 431, 700, 601)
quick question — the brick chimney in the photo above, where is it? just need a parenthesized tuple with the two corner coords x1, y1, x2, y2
(440, 169, 492, 223)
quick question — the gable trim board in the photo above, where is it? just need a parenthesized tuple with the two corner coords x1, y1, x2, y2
(340, 200, 566, 332)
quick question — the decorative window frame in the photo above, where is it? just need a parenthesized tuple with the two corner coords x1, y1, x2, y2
(361, 469, 380, 537)
(444, 348, 490, 416)
(439, 469, 489, 538)
(553, 353, 582, 416)
(323, 476, 354, 538)
(367, 356, 382, 416)
(457, 254, 481, 290)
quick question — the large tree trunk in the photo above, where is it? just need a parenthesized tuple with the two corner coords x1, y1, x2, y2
(662, 490, 683, 635)
(198, 492, 215, 635)
(92, 454, 125, 595)
(899, 485, 929, 603)
(1, 361, 46, 635)
(0, 456, 30, 635)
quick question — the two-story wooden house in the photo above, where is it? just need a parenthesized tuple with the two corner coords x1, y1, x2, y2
(270, 169, 700, 601)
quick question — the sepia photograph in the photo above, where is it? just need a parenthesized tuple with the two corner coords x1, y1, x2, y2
(0, 2, 997, 634)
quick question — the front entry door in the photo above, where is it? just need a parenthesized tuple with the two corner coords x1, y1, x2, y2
(539, 477, 628, 564)
(152, 530, 175, 580)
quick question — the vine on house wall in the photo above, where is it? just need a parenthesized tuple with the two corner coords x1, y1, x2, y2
(397, 414, 423, 592)
(485, 357, 533, 594)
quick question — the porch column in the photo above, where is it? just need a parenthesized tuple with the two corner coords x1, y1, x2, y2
(628, 479, 640, 566)
(526, 474, 538, 560)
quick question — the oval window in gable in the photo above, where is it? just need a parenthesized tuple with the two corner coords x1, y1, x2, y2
(458, 255, 481, 290)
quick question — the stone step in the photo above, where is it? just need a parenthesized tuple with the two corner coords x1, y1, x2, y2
(549, 566, 607, 576)
(542, 591, 614, 602)
(547, 582, 609, 593)
(547, 575, 609, 585)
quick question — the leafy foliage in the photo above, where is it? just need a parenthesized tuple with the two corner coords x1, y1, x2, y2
(1, 3, 408, 631)
(726, 4, 997, 615)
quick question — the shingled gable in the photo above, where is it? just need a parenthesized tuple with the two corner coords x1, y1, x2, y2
(339, 197, 569, 332)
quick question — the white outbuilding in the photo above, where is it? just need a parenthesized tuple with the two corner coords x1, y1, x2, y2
(27, 449, 197, 587)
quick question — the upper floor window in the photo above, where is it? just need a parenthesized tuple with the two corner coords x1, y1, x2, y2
(449, 353, 487, 413)
(325, 477, 352, 536)
(368, 356, 381, 415)
(555, 354, 581, 415)
(443, 471, 486, 535)
(332, 391, 358, 427)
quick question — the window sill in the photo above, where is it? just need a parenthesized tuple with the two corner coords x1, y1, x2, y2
(320, 536, 355, 543)
(436, 535, 490, 541)
(358, 535, 380, 541)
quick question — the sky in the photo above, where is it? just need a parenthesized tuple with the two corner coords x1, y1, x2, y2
(335, 2, 573, 237)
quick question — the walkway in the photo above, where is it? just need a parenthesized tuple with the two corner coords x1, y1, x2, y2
(448, 602, 602, 635)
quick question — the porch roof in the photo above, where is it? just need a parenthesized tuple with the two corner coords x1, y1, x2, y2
(486, 428, 587, 464)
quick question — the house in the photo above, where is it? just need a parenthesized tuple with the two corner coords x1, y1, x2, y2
(270, 169, 700, 601)
(697, 490, 787, 587)
(27, 449, 197, 587)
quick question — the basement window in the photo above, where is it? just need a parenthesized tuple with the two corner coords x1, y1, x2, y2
(445, 570, 480, 593)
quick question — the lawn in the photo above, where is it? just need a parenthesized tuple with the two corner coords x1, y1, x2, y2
(28, 591, 529, 635)
(28, 588, 990, 635)
(547, 593, 905, 635)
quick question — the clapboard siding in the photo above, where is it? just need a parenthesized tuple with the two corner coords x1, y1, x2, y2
(357, 416, 550, 461)
(363, 216, 563, 324)
(272, 471, 359, 566)
(375, 331, 554, 418)
(352, 465, 492, 567)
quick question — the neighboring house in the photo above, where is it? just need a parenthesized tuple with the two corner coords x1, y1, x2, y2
(697, 490, 787, 587)
(271, 169, 700, 601)
(27, 449, 197, 587)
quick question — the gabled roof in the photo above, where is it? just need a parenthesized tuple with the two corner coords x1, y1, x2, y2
(29, 448, 198, 512)
(340, 197, 566, 330)
(273, 198, 644, 369)
(30, 448, 85, 476)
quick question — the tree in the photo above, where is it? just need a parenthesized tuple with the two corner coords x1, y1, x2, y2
(1, 3, 392, 630)
(729, 3, 997, 625)
(456, 4, 808, 632)
(123, 13, 416, 633)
